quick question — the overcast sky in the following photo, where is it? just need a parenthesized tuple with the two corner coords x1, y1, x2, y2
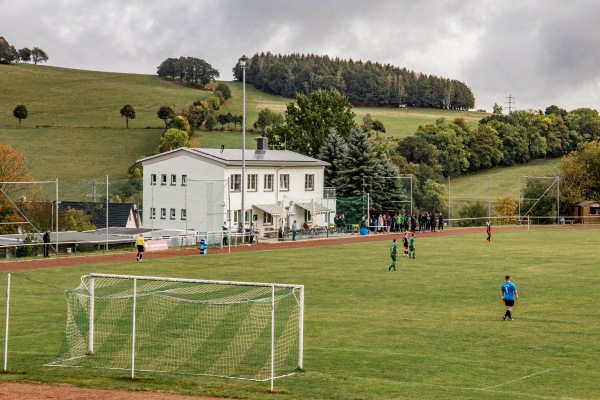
(3, 0, 600, 112)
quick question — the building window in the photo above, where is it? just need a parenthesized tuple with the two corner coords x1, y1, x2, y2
(181, 209, 187, 220)
(230, 174, 241, 191)
(248, 174, 257, 191)
(263, 213, 273, 225)
(170, 208, 176, 219)
(264, 174, 274, 191)
(161, 174, 167, 185)
(171, 174, 176, 185)
(305, 174, 314, 191)
(279, 174, 290, 191)
(150, 207, 156, 219)
(151, 174, 157, 185)
(160, 208, 166, 219)
(182, 175, 187, 186)
(305, 209, 313, 223)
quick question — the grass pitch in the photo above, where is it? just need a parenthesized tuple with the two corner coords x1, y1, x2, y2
(0, 228, 598, 399)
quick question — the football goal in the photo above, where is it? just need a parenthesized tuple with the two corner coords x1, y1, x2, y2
(47, 274, 304, 390)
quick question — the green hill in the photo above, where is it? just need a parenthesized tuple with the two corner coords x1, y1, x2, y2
(448, 158, 561, 215)
(0, 64, 549, 189)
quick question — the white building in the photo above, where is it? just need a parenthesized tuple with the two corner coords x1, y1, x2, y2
(137, 138, 335, 235)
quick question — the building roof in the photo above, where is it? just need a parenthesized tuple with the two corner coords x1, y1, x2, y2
(576, 200, 600, 207)
(137, 147, 329, 167)
(295, 202, 333, 214)
(60, 201, 137, 229)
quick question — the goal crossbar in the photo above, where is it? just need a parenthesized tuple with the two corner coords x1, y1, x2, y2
(89, 273, 304, 289)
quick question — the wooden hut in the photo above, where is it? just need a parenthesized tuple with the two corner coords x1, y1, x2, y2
(574, 200, 600, 224)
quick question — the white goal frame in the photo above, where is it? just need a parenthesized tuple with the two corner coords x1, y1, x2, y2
(49, 273, 304, 392)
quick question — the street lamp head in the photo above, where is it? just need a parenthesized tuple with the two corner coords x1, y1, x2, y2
(238, 55, 248, 68)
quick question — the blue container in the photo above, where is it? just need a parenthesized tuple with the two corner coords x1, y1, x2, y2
(199, 239, 208, 254)
(359, 227, 369, 236)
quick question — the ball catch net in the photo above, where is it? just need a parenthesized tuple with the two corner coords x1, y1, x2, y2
(47, 274, 304, 384)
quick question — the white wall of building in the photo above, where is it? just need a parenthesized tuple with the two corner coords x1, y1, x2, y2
(140, 149, 331, 234)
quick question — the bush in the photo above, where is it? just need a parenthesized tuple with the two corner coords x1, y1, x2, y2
(15, 233, 39, 257)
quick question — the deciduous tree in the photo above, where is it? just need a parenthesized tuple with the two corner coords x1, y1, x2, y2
(156, 56, 219, 88)
(167, 115, 191, 134)
(59, 208, 96, 231)
(415, 119, 470, 177)
(559, 140, 600, 214)
(270, 89, 355, 157)
(18, 47, 31, 63)
(157, 105, 175, 128)
(254, 108, 283, 136)
(495, 197, 518, 225)
(214, 82, 232, 100)
(119, 104, 136, 128)
(13, 105, 28, 126)
(564, 108, 600, 143)
(0, 144, 33, 196)
(0, 36, 17, 64)
(31, 47, 48, 64)
(421, 179, 447, 213)
(159, 128, 190, 152)
(0, 145, 34, 233)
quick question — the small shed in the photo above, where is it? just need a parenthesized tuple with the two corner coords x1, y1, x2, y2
(574, 200, 600, 224)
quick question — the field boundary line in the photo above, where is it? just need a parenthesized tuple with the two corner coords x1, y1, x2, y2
(482, 369, 552, 390)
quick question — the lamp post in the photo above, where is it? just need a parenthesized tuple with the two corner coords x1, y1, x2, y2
(239, 55, 248, 236)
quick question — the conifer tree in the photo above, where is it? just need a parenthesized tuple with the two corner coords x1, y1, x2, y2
(334, 127, 404, 209)
(318, 129, 348, 188)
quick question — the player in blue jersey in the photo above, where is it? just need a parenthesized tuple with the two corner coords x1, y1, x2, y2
(501, 275, 518, 320)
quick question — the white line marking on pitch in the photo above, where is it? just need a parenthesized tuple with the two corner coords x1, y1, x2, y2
(482, 369, 552, 390)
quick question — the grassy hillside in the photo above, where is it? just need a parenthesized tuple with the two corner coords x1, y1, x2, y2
(449, 158, 561, 203)
(0, 64, 550, 190)
(0, 64, 215, 182)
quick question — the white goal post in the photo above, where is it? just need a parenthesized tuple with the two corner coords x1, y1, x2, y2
(47, 274, 304, 391)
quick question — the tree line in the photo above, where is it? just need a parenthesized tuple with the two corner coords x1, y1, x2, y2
(0, 36, 48, 64)
(390, 105, 600, 214)
(232, 52, 475, 109)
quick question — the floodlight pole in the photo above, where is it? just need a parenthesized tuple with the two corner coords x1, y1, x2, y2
(4, 273, 10, 372)
(106, 175, 109, 252)
(447, 176, 451, 224)
(557, 176, 560, 224)
(239, 55, 248, 238)
(55, 178, 59, 254)
(518, 175, 521, 222)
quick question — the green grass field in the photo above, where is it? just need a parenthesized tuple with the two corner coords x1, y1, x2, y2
(1, 228, 598, 399)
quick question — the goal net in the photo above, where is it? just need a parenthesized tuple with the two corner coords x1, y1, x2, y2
(47, 274, 304, 385)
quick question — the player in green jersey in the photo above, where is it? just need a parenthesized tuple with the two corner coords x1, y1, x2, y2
(408, 233, 416, 259)
(389, 239, 399, 271)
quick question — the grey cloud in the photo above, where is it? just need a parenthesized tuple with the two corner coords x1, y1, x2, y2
(1, 0, 599, 111)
